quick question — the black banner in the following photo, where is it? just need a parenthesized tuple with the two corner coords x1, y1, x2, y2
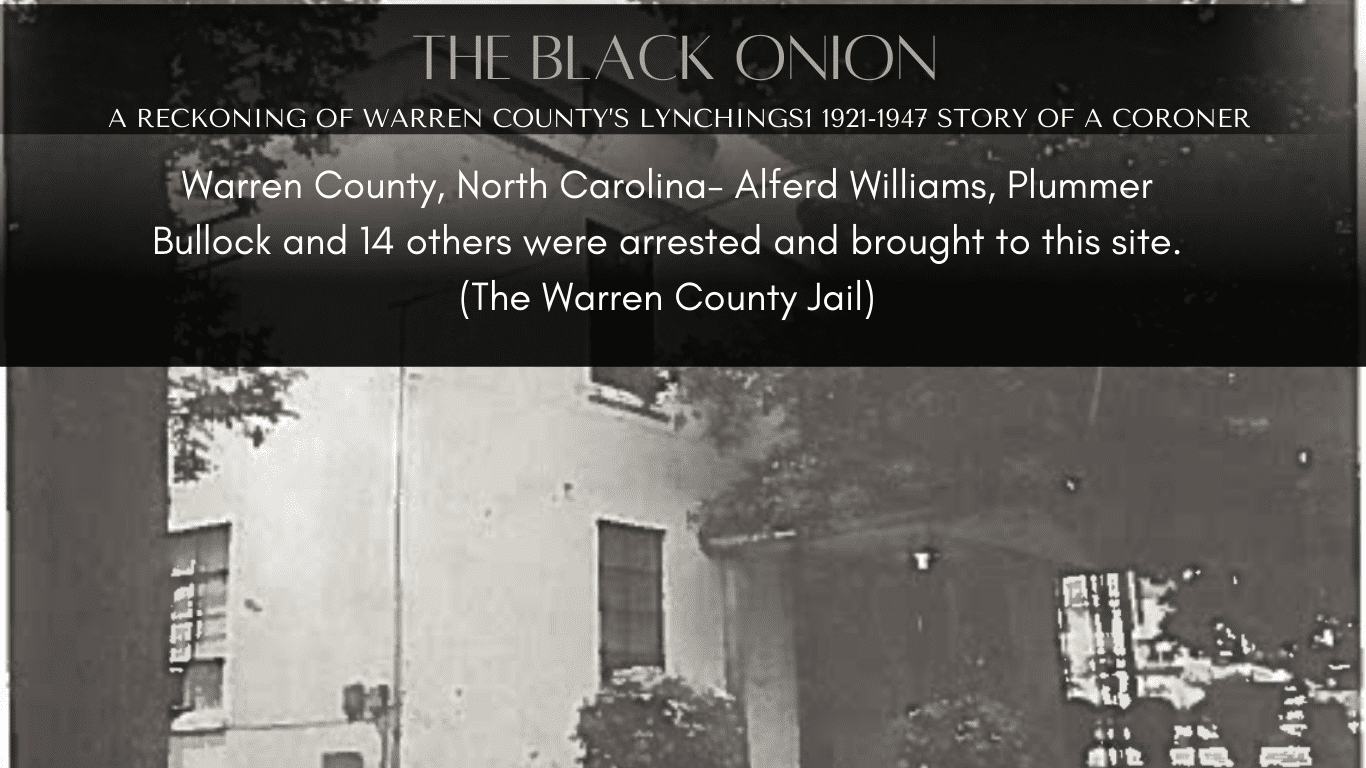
(3, 4, 1357, 364)
(6, 4, 1354, 136)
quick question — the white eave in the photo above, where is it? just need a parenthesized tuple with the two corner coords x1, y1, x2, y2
(706, 506, 1094, 568)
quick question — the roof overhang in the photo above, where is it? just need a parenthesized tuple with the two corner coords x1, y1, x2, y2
(706, 505, 1093, 568)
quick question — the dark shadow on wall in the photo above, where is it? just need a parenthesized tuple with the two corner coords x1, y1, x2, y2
(10, 367, 172, 768)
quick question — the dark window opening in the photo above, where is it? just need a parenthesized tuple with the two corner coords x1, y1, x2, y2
(323, 752, 364, 768)
(588, 367, 677, 422)
(599, 520, 665, 683)
(171, 658, 225, 714)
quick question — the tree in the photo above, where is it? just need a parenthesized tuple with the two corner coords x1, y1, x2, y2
(8, 2, 378, 365)
(134, 6, 363, 478)
(675, 367, 1356, 655)
(642, 6, 1355, 360)
(168, 367, 307, 484)
(677, 367, 1219, 534)
(164, 4, 378, 363)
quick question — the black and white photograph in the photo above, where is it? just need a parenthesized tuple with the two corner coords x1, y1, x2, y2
(3, 3, 1356, 363)
(3, 0, 1361, 765)
(9, 367, 1362, 768)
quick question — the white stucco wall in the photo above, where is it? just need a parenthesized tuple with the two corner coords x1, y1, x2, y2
(169, 368, 734, 768)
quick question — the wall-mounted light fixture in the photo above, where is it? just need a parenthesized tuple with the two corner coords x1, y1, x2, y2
(910, 545, 940, 572)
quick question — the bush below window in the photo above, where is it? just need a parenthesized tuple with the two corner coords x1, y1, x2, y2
(573, 668, 748, 768)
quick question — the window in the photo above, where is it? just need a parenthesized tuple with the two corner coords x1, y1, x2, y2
(598, 521, 664, 682)
(1057, 572, 1138, 710)
(588, 367, 676, 422)
(169, 524, 229, 716)
(586, 219, 654, 366)
(323, 752, 364, 768)
(180, 659, 224, 710)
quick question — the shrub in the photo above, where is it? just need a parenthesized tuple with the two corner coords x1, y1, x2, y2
(886, 693, 1037, 768)
(573, 668, 749, 768)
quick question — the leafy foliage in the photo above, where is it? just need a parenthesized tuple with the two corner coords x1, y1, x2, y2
(887, 693, 1038, 768)
(677, 367, 1357, 658)
(167, 5, 378, 230)
(645, 7, 1354, 359)
(169, 367, 307, 484)
(573, 668, 749, 768)
(159, 4, 379, 363)
(675, 367, 1247, 539)
(172, 272, 284, 365)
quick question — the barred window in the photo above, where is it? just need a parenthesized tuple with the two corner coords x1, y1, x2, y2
(180, 658, 224, 710)
(169, 524, 229, 715)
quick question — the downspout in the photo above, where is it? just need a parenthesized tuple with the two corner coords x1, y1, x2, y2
(390, 315, 409, 768)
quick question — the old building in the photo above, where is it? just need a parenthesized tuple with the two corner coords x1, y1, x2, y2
(166, 367, 1358, 768)
(167, 367, 747, 768)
